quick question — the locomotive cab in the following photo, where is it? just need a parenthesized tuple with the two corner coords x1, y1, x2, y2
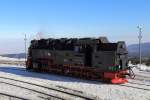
(116, 41, 128, 70)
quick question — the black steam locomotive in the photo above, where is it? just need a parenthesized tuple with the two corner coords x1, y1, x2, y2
(26, 37, 133, 84)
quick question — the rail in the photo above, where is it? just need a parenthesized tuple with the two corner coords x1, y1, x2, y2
(0, 76, 99, 100)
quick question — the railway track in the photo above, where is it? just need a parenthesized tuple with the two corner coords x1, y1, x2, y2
(0, 66, 99, 100)
(0, 92, 29, 100)
(0, 76, 98, 100)
(119, 74, 150, 91)
(120, 82, 150, 91)
(0, 81, 63, 100)
(134, 74, 150, 82)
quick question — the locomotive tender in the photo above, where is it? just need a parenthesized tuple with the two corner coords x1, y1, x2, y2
(26, 37, 132, 84)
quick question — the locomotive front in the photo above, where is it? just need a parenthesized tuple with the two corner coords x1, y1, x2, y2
(92, 39, 132, 83)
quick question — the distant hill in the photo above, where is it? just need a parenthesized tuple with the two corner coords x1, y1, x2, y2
(128, 42, 150, 58)
(0, 53, 26, 59)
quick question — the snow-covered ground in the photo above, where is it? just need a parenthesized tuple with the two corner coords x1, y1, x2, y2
(0, 56, 25, 61)
(136, 64, 150, 72)
(0, 64, 150, 100)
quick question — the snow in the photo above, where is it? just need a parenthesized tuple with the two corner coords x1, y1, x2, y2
(0, 64, 150, 100)
(136, 64, 150, 72)
(0, 56, 25, 61)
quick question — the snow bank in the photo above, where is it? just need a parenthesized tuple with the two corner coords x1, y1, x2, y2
(129, 63, 150, 72)
(0, 56, 25, 61)
(136, 64, 150, 72)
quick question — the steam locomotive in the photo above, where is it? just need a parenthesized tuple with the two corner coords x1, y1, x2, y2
(26, 37, 133, 84)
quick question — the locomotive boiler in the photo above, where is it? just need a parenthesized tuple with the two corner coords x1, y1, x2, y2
(26, 37, 134, 84)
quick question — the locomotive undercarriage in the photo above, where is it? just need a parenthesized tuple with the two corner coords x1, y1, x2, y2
(27, 57, 130, 84)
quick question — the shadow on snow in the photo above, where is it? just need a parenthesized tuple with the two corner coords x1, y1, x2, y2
(0, 65, 103, 85)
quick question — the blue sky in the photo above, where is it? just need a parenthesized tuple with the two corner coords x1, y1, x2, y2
(0, 0, 150, 54)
